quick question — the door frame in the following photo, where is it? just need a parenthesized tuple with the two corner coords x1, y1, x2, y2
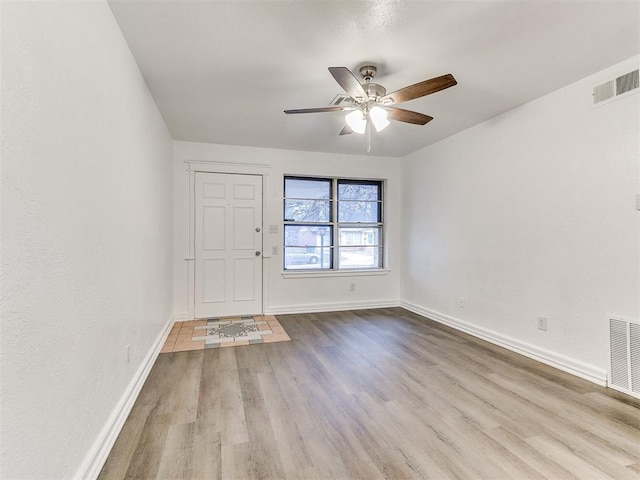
(185, 160, 271, 320)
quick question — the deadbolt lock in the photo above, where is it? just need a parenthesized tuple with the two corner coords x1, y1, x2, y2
(255, 251, 261, 256)
(255, 227, 261, 232)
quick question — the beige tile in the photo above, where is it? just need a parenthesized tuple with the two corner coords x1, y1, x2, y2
(258, 324, 271, 331)
(160, 343, 175, 354)
(173, 340, 205, 352)
(177, 332, 193, 343)
(262, 333, 290, 343)
(178, 340, 195, 349)
(169, 324, 181, 334)
(182, 320, 206, 327)
(270, 325, 286, 334)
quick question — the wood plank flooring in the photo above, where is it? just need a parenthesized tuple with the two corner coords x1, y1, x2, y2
(99, 308, 640, 479)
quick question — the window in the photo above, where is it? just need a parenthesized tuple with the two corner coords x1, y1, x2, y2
(283, 176, 383, 271)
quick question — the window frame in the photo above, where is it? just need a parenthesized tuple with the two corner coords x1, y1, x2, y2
(283, 175, 385, 272)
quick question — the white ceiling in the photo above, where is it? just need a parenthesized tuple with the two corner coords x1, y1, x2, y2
(108, 1, 640, 157)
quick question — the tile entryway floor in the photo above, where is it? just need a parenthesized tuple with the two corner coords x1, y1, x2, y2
(160, 315, 290, 353)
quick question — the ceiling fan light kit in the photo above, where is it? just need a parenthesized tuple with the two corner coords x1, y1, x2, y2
(284, 64, 457, 154)
(369, 106, 390, 132)
(344, 105, 389, 134)
(345, 109, 367, 134)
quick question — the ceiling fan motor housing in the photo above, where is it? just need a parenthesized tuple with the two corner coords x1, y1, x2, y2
(363, 83, 386, 101)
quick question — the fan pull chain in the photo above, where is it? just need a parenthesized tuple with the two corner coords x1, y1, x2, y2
(366, 118, 371, 155)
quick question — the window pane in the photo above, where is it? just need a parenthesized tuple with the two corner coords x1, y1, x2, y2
(284, 199, 330, 222)
(338, 200, 380, 222)
(285, 178, 331, 199)
(338, 182, 380, 201)
(339, 227, 380, 246)
(284, 225, 331, 247)
(284, 226, 332, 269)
(284, 247, 331, 269)
(338, 246, 382, 269)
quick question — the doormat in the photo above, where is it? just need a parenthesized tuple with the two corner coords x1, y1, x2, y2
(160, 315, 290, 353)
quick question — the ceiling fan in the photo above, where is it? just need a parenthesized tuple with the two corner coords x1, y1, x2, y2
(284, 65, 457, 153)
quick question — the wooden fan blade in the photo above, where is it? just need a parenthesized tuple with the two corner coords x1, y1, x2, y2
(386, 107, 433, 125)
(339, 125, 353, 136)
(284, 106, 348, 114)
(381, 74, 457, 105)
(328, 67, 368, 100)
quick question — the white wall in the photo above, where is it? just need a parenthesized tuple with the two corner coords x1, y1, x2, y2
(401, 56, 640, 384)
(1, 2, 173, 478)
(173, 141, 402, 317)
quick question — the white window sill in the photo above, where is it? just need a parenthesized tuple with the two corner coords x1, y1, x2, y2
(281, 269, 391, 279)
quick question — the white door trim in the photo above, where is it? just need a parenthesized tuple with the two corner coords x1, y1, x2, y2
(185, 160, 270, 320)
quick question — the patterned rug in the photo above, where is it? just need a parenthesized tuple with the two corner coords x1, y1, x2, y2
(161, 315, 290, 353)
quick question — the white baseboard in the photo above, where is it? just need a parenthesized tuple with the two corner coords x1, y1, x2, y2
(75, 313, 176, 480)
(399, 300, 607, 386)
(265, 299, 399, 315)
(172, 311, 190, 322)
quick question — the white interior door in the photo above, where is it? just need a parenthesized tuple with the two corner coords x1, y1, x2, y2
(194, 172, 262, 318)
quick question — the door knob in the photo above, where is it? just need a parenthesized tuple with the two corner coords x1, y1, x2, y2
(255, 251, 261, 256)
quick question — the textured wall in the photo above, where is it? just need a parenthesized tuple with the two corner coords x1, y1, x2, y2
(401, 56, 640, 377)
(0, 2, 173, 478)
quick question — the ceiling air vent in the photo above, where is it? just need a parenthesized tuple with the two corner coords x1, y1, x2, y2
(616, 69, 639, 95)
(330, 94, 356, 107)
(593, 69, 639, 105)
(593, 80, 615, 104)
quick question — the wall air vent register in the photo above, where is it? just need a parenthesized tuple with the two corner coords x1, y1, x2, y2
(593, 69, 639, 104)
(609, 317, 640, 400)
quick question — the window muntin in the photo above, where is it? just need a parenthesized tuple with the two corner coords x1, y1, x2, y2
(284, 176, 383, 271)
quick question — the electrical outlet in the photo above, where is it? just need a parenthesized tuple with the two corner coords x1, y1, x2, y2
(269, 225, 279, 234)
(538, 316, 547, 331)
(271, 246, 278, 256)
(459, 297, 465, 308)
(125, 344, 130, 364)
(349, 283, 356, 292)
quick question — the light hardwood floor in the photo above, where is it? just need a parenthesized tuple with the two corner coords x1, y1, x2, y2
(99, 308, 640, 479)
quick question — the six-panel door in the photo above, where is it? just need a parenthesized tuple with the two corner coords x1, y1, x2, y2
(194, 172, 262, 318)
